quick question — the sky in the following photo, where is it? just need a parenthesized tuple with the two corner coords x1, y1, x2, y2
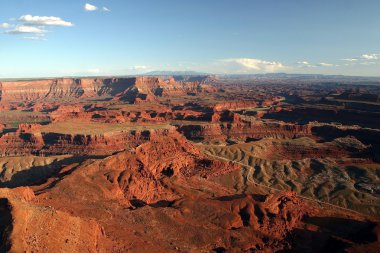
(0, 0, 379, 78)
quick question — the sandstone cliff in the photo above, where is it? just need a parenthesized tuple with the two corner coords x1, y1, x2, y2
(0, 77, 214, 103)
(0, 124, 179, 156)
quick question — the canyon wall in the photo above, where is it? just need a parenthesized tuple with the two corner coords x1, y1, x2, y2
(0, 77, 213, 103)
(176, 121, 313, 142)
(0, 124, 179, 156)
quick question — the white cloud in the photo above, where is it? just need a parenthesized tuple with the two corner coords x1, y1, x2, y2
(296, 61, 317, 68)
(87, 68, 101, 73)
(6, 25, 47, 34)
(19, 15, 73, 27)
(0, 23, 11, 28)
(223, 58, 286, 72)
(318, 62, 334, 67)
(360, 61, 376, 65)
(130, 65, 148, 70)
(126, 66, 150, 74)
(297, 61, 342, 68)
(85, 3, 98, 11)
(4, 15, 73, 39)
(362, 54, 380, 60)
(341, 58, 358, 62)
(84, 4, 110, 12)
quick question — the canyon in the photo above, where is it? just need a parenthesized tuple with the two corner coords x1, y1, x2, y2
(0, 75, 379, 252)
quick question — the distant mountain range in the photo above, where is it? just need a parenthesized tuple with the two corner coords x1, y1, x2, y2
(221, 73, 380, 81)
(142, 71, 380, 81)
(2, 72, 380, 82)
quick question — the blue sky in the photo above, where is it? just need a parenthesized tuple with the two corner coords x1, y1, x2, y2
(0, 0, 379, 78)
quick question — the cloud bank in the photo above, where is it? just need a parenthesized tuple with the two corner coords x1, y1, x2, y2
(6, 25, 47, 34)
(2, 14, 73, 40)
(362, 54, 380, 60)
(19, 15, 73, 27)
(222, 58, 286, 73)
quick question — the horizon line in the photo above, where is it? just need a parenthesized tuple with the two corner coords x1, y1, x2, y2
(1, 72, 380, 81)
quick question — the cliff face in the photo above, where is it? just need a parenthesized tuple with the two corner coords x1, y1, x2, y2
(1, 79, 82, 101)
(0, 78, 136, 101)
(0, 124, 179, 156)
(177, 121, 313, 142)
(264, 107, 380, 129)
(0, 77, 213, 103)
